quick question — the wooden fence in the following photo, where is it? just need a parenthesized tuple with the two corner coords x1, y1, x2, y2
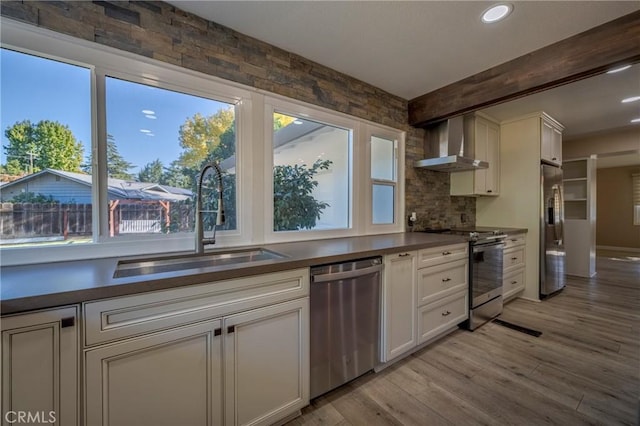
(0, 202, 195, 240)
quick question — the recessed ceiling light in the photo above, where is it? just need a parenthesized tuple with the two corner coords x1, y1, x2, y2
(606, 65, 631, 74)
(145, 115, 157, 119)
(481, 4, 513, 23)
(140, 129, 151, 133)
(142, 109, 155, 115)
(621, 96, 640, 103)
(631, 118, 640, 123)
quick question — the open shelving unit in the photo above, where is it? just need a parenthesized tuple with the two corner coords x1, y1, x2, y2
(563, 158, 596, 277)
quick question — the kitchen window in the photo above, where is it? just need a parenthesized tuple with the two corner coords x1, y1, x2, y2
(271, 112, 352, 233)
(104, 77, 238, 238)
(0, 48, 92, 247)
(0, 19, 404, 266)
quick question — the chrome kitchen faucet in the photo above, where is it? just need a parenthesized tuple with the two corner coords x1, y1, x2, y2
(194, 162, 225, 254)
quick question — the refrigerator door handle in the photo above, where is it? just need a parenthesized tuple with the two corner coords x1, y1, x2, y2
(553, 185, 564, 244)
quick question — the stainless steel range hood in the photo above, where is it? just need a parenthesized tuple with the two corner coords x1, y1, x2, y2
(414, 115, 488, 172)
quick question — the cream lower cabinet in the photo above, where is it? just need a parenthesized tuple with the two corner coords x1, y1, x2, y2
(382, 251, 417, 362)
(382, 243, 469, 364)
(224, 299, 308, 426)
(85, 319, 223, 426)
(503, 233, 527, 301)
(83, 268, 309, 426)
(85, 298, 307, 426)
(1, 306, 79, 426)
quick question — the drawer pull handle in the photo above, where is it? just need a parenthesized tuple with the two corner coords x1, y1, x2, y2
(511, 239, 518, 242)
(487, 190, 493, 193)
(214, 328, 222, 337)
(398, 253, 411, 257)
(511, 257, 518, 260)
(442, 278, 451, 282)
(60, 317, 75, 328)
(552, 157, 557, 161)
(442, 251, 451, 255)
(441, 311, 451, 317)
(511, 281, 518, 285)
(227, 325, 235, 334)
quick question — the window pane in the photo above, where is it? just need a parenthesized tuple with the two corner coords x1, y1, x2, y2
(273, 113, 350, 231)
(371, 135, 395, 181)
(105, 77, 236, 237)
(372, 184, 394, 224)
(0, 48, 92, 247)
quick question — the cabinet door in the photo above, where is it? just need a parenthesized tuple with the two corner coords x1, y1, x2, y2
(541, 119, 562, 166)
(551, 126, 563, 165)
(382, 252, 417, 362)
(224, 298, 308, 426)
(84, 319, 223, 426)
(485, 120, 500, 195)
(2, 306, 78, 426)
(473, 118, 489, 194)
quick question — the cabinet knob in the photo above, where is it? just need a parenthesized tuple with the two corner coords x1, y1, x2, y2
(487, 190, 493, 193)
(441, 311, 451, 317)
(552, 157, 557, 160)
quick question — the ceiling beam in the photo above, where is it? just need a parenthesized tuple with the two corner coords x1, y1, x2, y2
(408, 11, 640, 127)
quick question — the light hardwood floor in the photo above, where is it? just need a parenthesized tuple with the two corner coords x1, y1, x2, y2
(288, 255, 640, 425)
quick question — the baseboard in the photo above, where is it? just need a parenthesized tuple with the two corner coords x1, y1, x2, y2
(597, 245, 640, 253)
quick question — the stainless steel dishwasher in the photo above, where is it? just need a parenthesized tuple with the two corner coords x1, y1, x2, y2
(309, 257, 382, 399)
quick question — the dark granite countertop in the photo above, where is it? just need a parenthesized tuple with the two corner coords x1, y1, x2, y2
(1, 232, 468, 315)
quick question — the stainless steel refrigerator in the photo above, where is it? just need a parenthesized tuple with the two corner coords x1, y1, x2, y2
(540, 164, 566, 297)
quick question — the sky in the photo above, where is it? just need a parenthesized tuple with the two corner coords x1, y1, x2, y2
(1, 48, 232, 176)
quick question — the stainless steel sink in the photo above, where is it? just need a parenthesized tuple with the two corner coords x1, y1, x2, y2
(114, 248, 288, 278)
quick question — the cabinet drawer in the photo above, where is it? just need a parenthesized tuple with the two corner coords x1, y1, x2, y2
(503, 267, 525, 300)
(417, 259, 468, 306)
(504, 247, 525, 271)
(417, 290, 468, 345)
(417, 243, 468, 269)
(504, 234, 526, 249)
(83, 268, 309, 346)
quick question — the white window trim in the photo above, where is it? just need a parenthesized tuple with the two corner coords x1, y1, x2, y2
(0, 18, 405, 266)
(365, 124, 405, 234)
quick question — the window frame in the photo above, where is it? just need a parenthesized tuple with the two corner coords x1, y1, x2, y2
(0, 18, 405, 266)
(365, 125, 405, 234)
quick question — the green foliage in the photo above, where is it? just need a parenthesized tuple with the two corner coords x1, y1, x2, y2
(3, 120, 84, 174)
(82, 135, 134, 180)
(273, 159, 331, 231)
(178, 109, 235, 169)
(137, 159, 164, 183)
(5, 191, 58, 203)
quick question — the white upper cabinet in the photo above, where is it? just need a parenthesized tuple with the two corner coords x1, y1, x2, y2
(541, 116, 563, 166)
(450, 114, 500, 196)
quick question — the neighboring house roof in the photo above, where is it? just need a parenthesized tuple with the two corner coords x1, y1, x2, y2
(0, 169, 193, 202)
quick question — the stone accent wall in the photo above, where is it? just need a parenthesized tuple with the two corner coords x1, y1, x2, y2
(1, 0, 474, 230)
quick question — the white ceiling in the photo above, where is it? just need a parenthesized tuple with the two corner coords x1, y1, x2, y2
(167, 1, 640, 139)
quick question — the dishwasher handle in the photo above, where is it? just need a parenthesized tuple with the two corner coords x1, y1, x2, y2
(312, 264, 382, 283)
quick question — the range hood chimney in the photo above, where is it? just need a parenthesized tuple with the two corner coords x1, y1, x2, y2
(414, 114, 488, 172)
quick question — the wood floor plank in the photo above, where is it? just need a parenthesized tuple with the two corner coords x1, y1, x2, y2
(287, 255, 639, 425)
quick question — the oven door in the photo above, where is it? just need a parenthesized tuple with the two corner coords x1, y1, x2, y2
(471, 241, 504, 308)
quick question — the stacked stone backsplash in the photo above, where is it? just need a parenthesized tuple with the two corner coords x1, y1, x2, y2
(1, 0, 475, 230)
(405, 128, 476, 230)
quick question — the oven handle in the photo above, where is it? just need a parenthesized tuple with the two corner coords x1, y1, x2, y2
(472, 242, 505, 253)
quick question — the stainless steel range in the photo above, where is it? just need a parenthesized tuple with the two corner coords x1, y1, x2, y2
(420, 227, 505, 330)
